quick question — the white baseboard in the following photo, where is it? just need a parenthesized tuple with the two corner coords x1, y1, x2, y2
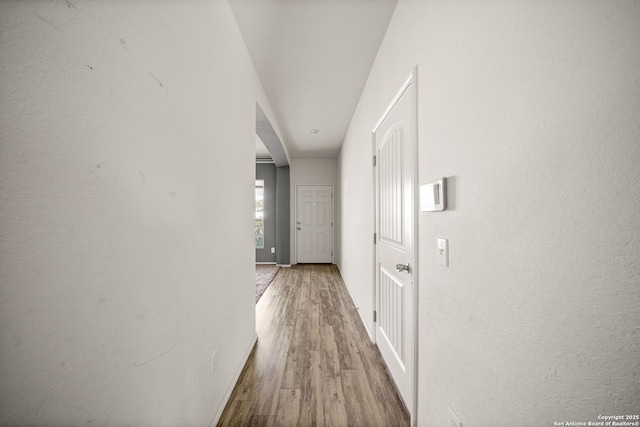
(256, 262, 277, 265)
(276, 264, 291, 268)
(209, 334, 257, 427)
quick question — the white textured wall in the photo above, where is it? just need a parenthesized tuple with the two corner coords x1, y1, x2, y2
(338, 0, 640, 425)
(0, 1, 263, 425)
(291, 158, 337, 186)
(336, 139, 376, 333)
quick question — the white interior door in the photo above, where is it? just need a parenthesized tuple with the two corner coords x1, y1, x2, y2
(373, 74, 416, 419)
(296, 185, 333, 263)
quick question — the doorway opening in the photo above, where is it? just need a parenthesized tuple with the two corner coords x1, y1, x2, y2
(254, 103, 290, 303)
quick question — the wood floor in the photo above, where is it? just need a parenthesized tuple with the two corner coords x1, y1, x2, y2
(217, 264, 409, 427)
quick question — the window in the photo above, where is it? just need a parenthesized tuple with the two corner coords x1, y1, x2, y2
(255, 180, 264, 248)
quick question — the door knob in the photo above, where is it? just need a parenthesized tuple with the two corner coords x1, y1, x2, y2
(396, 263, 411, 273)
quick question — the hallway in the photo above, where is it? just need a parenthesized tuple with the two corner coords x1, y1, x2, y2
(2, 1, 638, 424)
(218, 264, 409, 426)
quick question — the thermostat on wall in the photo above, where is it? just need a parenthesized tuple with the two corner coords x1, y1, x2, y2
(420, 178, 447, 211)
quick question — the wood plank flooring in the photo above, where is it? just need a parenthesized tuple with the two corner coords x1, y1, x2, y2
(217, 264, 409, 427)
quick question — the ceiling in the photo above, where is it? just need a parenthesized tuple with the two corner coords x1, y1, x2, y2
(228, 0, 398, 159)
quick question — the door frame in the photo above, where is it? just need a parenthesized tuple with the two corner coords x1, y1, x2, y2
(371, 67, 419, 425)
(294, 183, 334, 265)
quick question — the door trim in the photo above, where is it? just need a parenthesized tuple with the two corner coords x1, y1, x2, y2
(294, 183, 334, 265)
(372, 67, 418, 426)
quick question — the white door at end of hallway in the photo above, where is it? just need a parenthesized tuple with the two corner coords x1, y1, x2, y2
(296, 185, 333, 264)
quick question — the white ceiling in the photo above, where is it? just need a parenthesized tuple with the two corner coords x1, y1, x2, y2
(228, 0, 398, 159)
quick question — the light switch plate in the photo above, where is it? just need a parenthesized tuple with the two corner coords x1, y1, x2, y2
(437, 238, 449, 267)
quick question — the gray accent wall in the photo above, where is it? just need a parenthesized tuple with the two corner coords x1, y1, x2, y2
(276, 166, 290, 265)
(256, 164, 277, 263)
(256, 164, 290, 264)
